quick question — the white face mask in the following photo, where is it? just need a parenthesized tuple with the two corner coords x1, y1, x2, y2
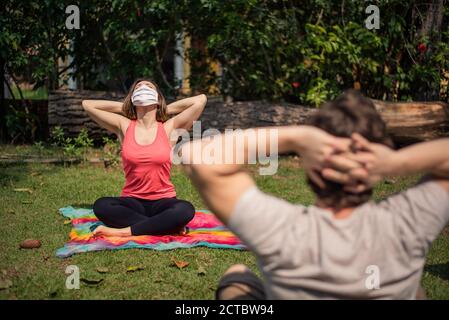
(131, 85, 159, 106)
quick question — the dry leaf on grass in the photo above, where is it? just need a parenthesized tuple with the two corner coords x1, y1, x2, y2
(0, 279, 13, 290)
(13, 188, 33, 193)
(197, 266, 207, 276)
(171, 258, 189, 269)
(126, 266, 145, 273)
(96, 267, 110, 274)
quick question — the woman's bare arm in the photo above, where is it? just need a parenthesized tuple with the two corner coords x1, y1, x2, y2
(165, 94, 207, 131)
(82, 100, 128, 135)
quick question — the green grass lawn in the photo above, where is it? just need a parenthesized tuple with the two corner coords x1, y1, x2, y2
(0, 155, 448, 299)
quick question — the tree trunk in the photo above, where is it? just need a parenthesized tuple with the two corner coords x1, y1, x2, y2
(419, 0, 444, 39)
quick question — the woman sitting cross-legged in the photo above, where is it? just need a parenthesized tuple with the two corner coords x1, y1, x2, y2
(82, 79, 207, 237)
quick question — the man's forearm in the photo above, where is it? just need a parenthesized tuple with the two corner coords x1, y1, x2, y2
(393, 138, 449, 177)
(182, 126, 301, 175)
(236, 126, 302, 160)
(181, 126, 301, 221)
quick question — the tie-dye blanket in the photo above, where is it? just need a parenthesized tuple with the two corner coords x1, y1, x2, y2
(56, 206, 245, 258)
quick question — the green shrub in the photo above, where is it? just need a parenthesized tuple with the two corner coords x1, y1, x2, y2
(50, 127, 94, 161)
(4, 1, 448, 104)
(102, 136, 121, 166)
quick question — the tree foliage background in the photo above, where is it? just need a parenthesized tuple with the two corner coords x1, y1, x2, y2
(2, 0, 449, 106)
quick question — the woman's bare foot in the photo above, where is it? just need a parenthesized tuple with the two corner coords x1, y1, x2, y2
(92, 225, 132, 237)
(173, 226, 189, 236)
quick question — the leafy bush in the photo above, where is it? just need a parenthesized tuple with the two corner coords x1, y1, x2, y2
(3, 0, 448, 105)
(5, 103, 39, 143)
(33, 141, 45, 156)
(191, 1, 449, 104)
(50, 126, 66, 147)
(102, 136, 121, 166)
(50, 127, 93, 161)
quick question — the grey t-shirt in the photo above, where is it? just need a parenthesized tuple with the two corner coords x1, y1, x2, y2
(228, 180, 449, 299)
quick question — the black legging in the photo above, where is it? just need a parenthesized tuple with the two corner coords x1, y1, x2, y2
(93, 197, 195, 236)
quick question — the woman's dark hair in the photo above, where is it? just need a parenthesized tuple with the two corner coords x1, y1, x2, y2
(306, 90, 394, 209)
(122, 78, 168, 122)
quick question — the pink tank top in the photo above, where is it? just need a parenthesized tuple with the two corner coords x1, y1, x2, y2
(120, 120, 176, 200)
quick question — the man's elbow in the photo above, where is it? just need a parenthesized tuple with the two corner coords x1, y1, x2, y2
(81, 100, 91, 111)
(196, 94, 207, 107)
(182, 163, 193, 177)
(181, 140, 217, 182)
(181, 143, 198, 178)
(182, 164, 208, 191)
(183, 163, 211, 180)
(182, 159, 221, 188)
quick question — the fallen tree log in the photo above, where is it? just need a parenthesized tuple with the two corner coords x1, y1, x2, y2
(48, 90, 125, 140)
(48, 90, 449, 145)
(372, 100, 449, 144)
(200, 99, 449, 145)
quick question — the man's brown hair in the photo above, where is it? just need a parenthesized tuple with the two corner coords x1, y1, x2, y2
(306, 90, 393, 209)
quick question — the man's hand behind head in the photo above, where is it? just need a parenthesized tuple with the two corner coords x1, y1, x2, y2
(295, 126, 355, 189)
(321, 133, 398, 193)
